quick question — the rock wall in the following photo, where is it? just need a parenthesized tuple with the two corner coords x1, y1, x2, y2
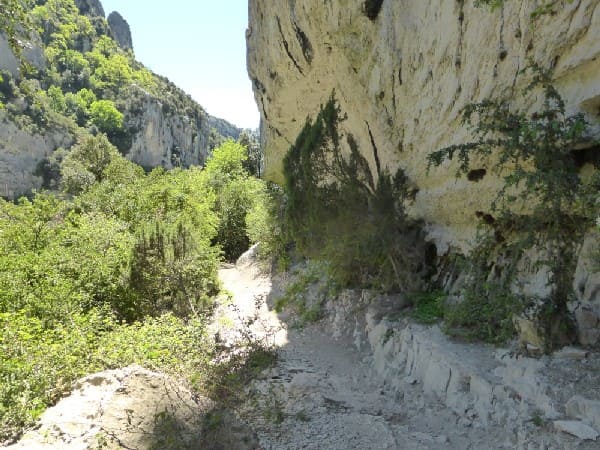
(247, 0, 600, 344)
(107, 11, 133, 51)
(247, 0, 600, 252)
(74, 0, 105, 18)
(0, 112, 74, 198)
(323, 288, 600, 444)
(126, 89, 210, 170)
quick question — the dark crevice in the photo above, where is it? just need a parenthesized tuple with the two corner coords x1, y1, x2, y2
(252, 77, 266, 95)
(467, 168, 487, 182)
(276, 17, 304, 75)
(363, 0, 384, 21)
(261, 101, 268, 121)
(475, 211, 496, 226)
(365, 121, 382, 177)
(425, 242, 438, 267)
(571, 145, 600, 169)
(456, 0, 465, 72)
(292, 21, 313, 64)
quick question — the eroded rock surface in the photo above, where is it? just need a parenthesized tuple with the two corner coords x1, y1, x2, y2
(247, 0, 600, 252)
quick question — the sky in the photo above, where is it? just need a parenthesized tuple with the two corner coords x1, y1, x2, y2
(100, 0, 259, 130)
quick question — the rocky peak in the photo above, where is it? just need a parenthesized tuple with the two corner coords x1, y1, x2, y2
(107, 11, 133, 51)
(73, 0, 105, 18)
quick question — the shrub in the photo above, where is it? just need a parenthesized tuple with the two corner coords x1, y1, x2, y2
(61, 133, 119, 193)
(203, 140, 269, 261)
(89, 99, 123, 135)
(427, 64, 597, 348)
(246, 182, 289, 267)
(283, 93, 425, 291)
(129, 221, 220, 320)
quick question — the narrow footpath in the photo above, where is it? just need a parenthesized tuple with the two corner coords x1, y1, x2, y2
(217, 252, 587, 450)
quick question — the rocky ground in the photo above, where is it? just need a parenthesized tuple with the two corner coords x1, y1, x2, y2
(221, 250, 600, 450)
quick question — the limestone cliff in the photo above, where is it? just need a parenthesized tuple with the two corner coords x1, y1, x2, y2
(247, 0, 600, 343)
(249, 0, 600, 248)
(107, 11, 133, 51)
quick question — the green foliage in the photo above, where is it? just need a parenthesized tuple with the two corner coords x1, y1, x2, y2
(129, 221, 219, 320)
(246, 183, 289, 267)
(444, 280, 523, 344)
(61, 133, 119, 193)
(410, 291, 446, 325)
(0, 309, 211, 441)
(0, 0, 33, 58)
(89, 99, 123, 134)
(283, 93, 424, 291)
(238, 130, 262, 177)
(204, 140, 269, 261)
(427, 65, 598, 347)
(274, 262, 334, 326)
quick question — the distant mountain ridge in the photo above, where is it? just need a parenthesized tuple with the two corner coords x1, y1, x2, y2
(0, 0, 241, 198)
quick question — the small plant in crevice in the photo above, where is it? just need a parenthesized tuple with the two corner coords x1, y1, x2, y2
(427, 64, 599, 349)
(283, 92, 426, 293)
(409, 290, 446, 325)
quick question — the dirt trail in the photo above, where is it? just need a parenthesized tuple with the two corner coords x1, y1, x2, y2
(217, 255, 563, 450)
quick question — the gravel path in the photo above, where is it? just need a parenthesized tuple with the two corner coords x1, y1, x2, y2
(216, 257, 566, 450)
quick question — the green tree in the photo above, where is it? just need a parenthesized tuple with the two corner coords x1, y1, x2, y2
(238, 130, 262, 177)
(89, 99, 123, 135)
(61, 134, 119, 193)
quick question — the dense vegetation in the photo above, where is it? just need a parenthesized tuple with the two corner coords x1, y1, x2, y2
(0, 137, 270, 441)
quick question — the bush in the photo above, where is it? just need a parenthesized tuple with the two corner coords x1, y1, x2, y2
(204, 140, 269, 261)
(282, 94, 425, 291)
(427, 64, 597, 347)
(61, 133, 119, 193)
(89, 99, 123, 135)
(246, 183, 289, 267)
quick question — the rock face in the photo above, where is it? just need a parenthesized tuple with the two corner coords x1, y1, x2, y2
(126, 88, 210, 169)
(0, 35, 19, 78)
(74, 0, 105, 17)
(6, 366, 213, 450)
(0, 111, 74, 198)
(247, 0, 600, 252)
(247, 0, 600, 344)
(107, 11, 133, 51)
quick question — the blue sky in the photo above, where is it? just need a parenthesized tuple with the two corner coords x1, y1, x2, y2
(100, 0, 259, 130)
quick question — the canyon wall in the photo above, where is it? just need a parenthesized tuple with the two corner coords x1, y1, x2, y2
(247, 0, 600, 251)
(247, 0, 600, 345)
